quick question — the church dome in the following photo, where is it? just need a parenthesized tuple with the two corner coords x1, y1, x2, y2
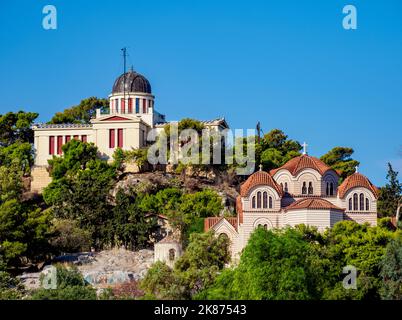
(112, 70, 152, 94)
(240, 170, 283, 197)
(270, 155, 334, 177)
(338, 172, 379, 199)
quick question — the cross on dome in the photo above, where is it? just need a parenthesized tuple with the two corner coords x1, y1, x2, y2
(355, 165, 359, 173)
(302, 142, 308, 155)
(259, 164, 263, 171)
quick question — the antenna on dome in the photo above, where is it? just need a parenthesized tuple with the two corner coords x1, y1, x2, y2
(121, 47, 128, 106)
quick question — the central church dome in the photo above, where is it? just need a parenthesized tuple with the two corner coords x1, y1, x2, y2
(112, 69, 152, 94)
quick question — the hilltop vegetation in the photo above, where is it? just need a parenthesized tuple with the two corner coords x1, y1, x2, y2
(0, 108, 401, 300)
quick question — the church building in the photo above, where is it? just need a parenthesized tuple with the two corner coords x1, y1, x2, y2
(31, 68, 229, 192)
(205, 147, 379, 260)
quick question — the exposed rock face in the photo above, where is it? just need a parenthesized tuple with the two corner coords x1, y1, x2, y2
(19, 248, 155, 290)
(77, 248, 154, 287)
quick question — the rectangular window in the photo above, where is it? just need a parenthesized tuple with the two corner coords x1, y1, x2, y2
(81, 135, 87, 143)
(49, 136, 55, 155)
(57, 136, 63, 155)
(73, 135, 79, 140)
(117, 129, 123, 148)
(142, 99, 147, 113)
(135, 98, 139, 113)
(121, 99, 125, 114)
(109, 129, 115, 148)
(128, 98, 133, 113)
(110, 99, 114, 113)
(65, 136, 71, 143)
(115, 99, 119, 113)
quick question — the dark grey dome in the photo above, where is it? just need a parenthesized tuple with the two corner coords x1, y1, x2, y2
(112, 70, 152, 94)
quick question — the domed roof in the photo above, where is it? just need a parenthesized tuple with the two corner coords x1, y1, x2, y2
(112, 70, 152, 94)
(285, 198, 344, 211)
(338, 172, 379, 199)
(270, 155, 334, 177)
(240, 170, 283, 197)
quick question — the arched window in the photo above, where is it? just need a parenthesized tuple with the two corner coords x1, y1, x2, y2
(263, 224, 268, 230)
(269, 196, 273, 209)
(326, 182, 330, 196)
(257, 192, 261, 208)
(284, 182, 288, 192)
(308, 182, 313, 195)
(330, 183, 334, 196)
(252, 196, 256, 209)
(359, 193, 364, 211)
(263, 192, 268, 208)
(280, 183, 283, 191)
(353, 193, 358, 210)
(366, 198, 369, 211)
(302, 182, 307, 195)
(349, 198, 352, 210)
(169, 249, 175, 261)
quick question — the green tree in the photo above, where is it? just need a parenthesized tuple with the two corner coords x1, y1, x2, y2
(380, 235, 402, 300)
(30, 265, 96, 300)
(377, 163, 402, 218)
(109, 189, 158, 250)
(0, 111, 38, 146)
(43, 140, 117, 248)
(320, 147, 359, 182)
(175, 231, 230, 298)
(199, 227, 324, 300)
(0, 271, 25, 300)
(49, 97, 109, 124)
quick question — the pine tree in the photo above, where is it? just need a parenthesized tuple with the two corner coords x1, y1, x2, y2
(378, 163, 402, 218)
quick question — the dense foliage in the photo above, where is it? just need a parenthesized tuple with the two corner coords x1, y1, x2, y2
(141, 231, 230, 299)
(377, 163, 402, 218)
(30, 265, 97, 300)
(198, 222, 397, 300)
(320, 147, 360, 182)
(49, 97, 109, 124)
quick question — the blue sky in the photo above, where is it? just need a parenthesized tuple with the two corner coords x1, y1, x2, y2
(0, 0, 401, 186)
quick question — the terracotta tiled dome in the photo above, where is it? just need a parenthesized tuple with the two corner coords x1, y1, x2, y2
(240, 170, 283, 197)
(270, 155, 333, 177)
(338, 172, 379, 199)
(285, 198, 344, 211)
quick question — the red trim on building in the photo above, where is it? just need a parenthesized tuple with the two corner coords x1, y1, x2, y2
(142, 99, 146, 113)
(121, 99, 125, 114)
(117, 129, 123, 148)
(109, 129, 115, 148)
(101, 116, 130, 121)
(81, 135, 87, 143)
(57, 136, 63, 155)
(128, 98, 133, 113)
(65, 136, 71, 143)
(49, 136, 55, 155)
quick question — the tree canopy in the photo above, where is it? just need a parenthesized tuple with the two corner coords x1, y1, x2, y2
(49, 97, 109, 124)
(320, 147, 359, 182)
(377, 163, 402, 218)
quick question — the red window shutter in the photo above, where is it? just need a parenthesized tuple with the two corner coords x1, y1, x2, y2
(128, 98, 133, 113)
(73, 135, 79, 140)
(121, 99, 125, 114)
(65, 136, 71, 143)
(49, 136, 55, 155)
(57, 136, 63, 155)
(117, 129, 123, 148)
(81, 135, 87, 143)
(142, 99, 146, 113)
(109, 129, 115, 148)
